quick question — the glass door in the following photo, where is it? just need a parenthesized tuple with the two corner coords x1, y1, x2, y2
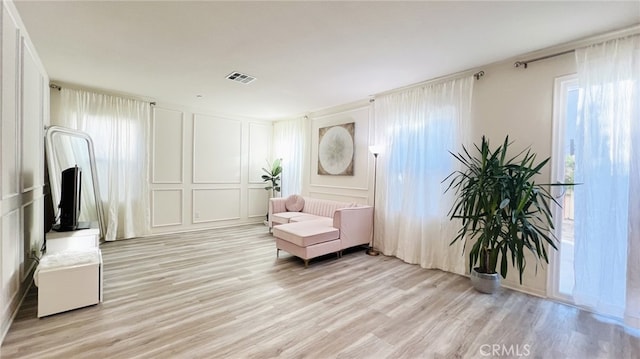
(550, 75, 579, 300)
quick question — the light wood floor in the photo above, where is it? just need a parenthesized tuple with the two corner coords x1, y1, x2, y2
(2, 224, 639, 358)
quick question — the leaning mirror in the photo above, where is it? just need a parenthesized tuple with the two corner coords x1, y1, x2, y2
(45, 126, 106, 239)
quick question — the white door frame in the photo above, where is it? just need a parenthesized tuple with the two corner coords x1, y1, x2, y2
(547, 74, 578, 302)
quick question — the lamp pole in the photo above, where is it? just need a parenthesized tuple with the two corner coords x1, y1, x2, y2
(367, 150, 380, 256)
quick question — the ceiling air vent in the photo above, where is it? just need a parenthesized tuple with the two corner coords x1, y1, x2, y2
(226, 71, 256, 84)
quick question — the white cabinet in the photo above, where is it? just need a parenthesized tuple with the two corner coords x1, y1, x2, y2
(45, 228, 100, 253)
(37, 228, 103, 317)
(35, 248, 102, 318)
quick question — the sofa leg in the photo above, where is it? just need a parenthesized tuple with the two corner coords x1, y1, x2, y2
(276, 248, 280, 258)
(304, 259, 309, 268)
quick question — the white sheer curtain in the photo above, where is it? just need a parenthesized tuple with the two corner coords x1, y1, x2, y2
(56, 88, 151, 241)
(273, 117, 308, 196)
(573, 35, 640, 328)
(372, 76, 473, 274)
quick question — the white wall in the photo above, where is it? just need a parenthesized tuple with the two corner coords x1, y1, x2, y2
(46, 96, 274, 235)
(0, 0, 49, 342)
(149, 105, 273, 233)
(471, 52, 576, 296)
(301, 101, 374, 205)
(298, 53, 577, 297)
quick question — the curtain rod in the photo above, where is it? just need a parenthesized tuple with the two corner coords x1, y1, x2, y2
(49, 82, 156, 105)
(514, 25, 640, 69)
(373, 68, 485, 99)
(514, 50, 575, 69)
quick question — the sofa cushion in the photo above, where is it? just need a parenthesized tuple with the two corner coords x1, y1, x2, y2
(272, 212, 307, 224)
(273, 222, 340, 247)
(289, 216, 333, 226)
(285, 195, 305, 212)
(300, 198, 338, 217)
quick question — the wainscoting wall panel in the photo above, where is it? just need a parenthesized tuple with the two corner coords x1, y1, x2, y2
(192, 114, 242, 184)
(247, 188, 269, 218)
(192, 189, 241, 223)
(305, 104, 373, 206)
(309, 106, 371, 193)
(20, 200, 41, 281)
(0, 0, 49, 344)
(1, 7, 20, 200)
(248, 122, 272, 184)
(151, 189, 183, 227)
(307, 190, 369, 205)
(1, 210, 20, 323)
(152, 108, 184, 184)
(20, 40, 43, 193)
(149, 105, 272, 235)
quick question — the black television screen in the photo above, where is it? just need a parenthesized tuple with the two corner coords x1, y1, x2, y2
(53, 166, 81, 231)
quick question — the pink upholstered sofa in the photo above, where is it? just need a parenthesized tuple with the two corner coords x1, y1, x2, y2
(269, 196, 373, 267)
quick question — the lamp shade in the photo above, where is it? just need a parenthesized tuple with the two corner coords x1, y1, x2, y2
(369, 145, 384, 155)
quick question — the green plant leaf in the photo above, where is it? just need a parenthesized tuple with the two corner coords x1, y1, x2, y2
(445, 135, 568, 285)
(262, 158, 283, 193)
(499, 198, 510, 209)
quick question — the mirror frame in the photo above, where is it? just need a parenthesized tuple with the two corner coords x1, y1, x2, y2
(45, 125, 106, 239)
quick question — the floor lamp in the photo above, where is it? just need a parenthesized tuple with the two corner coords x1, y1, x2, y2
(367, 145, 382, 256)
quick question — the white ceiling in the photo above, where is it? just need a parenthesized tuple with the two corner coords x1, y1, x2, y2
(14, 1, 640, 120)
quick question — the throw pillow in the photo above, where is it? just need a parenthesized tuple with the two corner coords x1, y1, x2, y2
(285, 195, 305, 212)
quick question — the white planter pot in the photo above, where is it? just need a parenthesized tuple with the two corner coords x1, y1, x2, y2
(470, 268, 500, 294)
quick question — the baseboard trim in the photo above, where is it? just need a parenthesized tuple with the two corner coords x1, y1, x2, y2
(1, 275, 35, 346)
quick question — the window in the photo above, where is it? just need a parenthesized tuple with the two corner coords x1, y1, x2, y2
(385, 106, 457, 218)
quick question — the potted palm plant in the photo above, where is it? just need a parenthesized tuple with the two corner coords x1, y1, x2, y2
(445, 136, 563, 293)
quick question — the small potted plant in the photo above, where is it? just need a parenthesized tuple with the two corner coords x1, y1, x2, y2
(262, 158, 282, 220)
(445, 136, 565, 293)
(262, 158, 282, 197)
